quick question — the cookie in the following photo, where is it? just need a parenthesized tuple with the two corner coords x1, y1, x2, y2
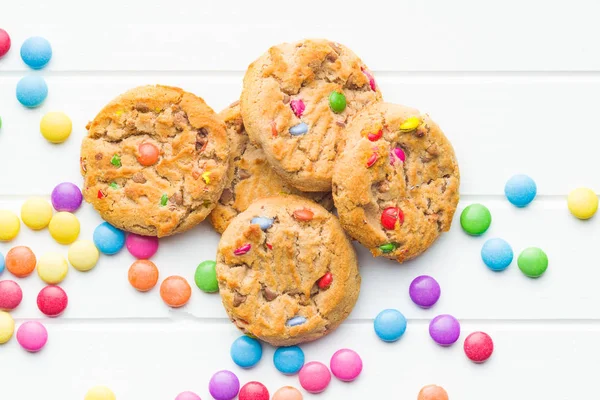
(332, 103, 460, 263)
(240, 39, 382, 192)
(216, 196, 360, 346)
(81, 85, 229, 237)
(208, 101, 334, 234)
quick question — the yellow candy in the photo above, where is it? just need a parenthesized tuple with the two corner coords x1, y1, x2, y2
(49, 212, 80, 245)
(68, 240, 100, 272)
(21, 197, 53, 230)
(399, 116, 421, 132)
(40, 111, 72, 144)
(0, 210, 20, 241)
(0, 311, 15, 344)
(202, 171, 211, 184)
(84, 386, 116, 400)
(37, 252, 69, 284)
(568, 187, 598, 220)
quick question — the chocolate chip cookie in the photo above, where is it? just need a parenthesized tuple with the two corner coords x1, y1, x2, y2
(216, 196, 361, 346)
(333, 103, 460, 263)
(240, 39, 382, 192)
(208, 101, 333, 234)
(81, 85, 229, 237)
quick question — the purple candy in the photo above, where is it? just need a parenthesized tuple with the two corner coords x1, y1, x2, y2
(409, 275, 441, 308)
(209, 370, 239, 400)
(429, 314, 460, 346)
(175, 391, 201, 400)
(51, 182, 83, 212)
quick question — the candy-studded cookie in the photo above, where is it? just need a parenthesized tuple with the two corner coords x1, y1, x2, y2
(241, 39, 382, 192)
(81, 85, 229, 237)
(216, 196, 361, 346)
(208, 102, 333, 234)
(333, 103, 460, 263)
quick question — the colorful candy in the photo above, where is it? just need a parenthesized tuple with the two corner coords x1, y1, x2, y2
(230, 335, 263, 368)
(234, 244, 251, 256)
(409, 275, 441, 308)
(367, 129, 383, 141)
(298, 361, 331, 394)
(37, 285, 68, 317)
(111, 154, 122, 167)
(239, 381, 269, 400)
(17, 321, 48, 352)
(93, 222, 126, 255)
(463, 331, 494, 363)
(329, 91, 347, 113)
(194, 260, 218, 293)
(84, 386, 116, 400)
(137, 142, 160, 166)
(272, 386, 303, 400)
(174, 392, 201, 400)
(293, 209, 314, 221)
(399, 117, 421, 132)
(504, 174, 537, 207)
(40, 112, 72, 143)
(16, 75, 48, 108)
(68, 240, 100, 272)
(5, 246, 36, 277)
(429, 314, 460, 346)
(126, 233, 159, 259)
(317, 272, 333, 290)
(208, 370, 240, 400)
(21, 197, 53, 230)
(289, 122, 308, 136)
(568, 187, 598, 220)
(0, 29, 10, 58)
(160, 276, 191, 307)
(0, 280, 23, 310)
(379, 243, 397, 253)
(366, 152, 378, 168)
(20, 36, 52, 69)
(286, 316, 307, 327)
(128, 260, 159, 292)
(381, 207, 404, 230)
(481, 238, 513, 271)
(374, 309, 407, 342)
(49, 212, 80, 244)
(517, 247, 548, 278)
(273, 346, 305, 375)
(330, 348, 363, 382)
(290, 99, 305, 118)
(418, 384, 449, 400)
(251, 217, 273, 231)
(0, 311, 15, 344)
(0, 210, 20, 241)
(361, 67, 377, 91)
(37, 252, 69, 284)
(460, 203, 491, 236)
(392, 147, 406, 163)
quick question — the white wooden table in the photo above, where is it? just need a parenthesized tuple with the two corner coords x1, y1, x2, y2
(1, 1, 599, 398)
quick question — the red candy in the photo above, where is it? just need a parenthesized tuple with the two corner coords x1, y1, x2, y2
(367, 130, 383, 141)
(0, 280, 23, 311)
(239, 381, 269, 400)
(37, 285, 68, 317)
(290, 99, 305, 118)
(0, 29, 10, 58)
(366, 153, 379, 168)
(271, 121, 278, 137)
(317, 272, 333, 289)
(381, 207, 404, 230)
(361, 67, 377, 91)
(293, 209, 314, 222)
(97, 190, 105, 199)
(234, 244, 251, 256)
(463, 331, 494, 363)
(137, 142, 160, 166)
(266, 243, 273, 250)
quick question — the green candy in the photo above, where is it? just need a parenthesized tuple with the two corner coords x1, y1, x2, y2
(460, 204, 491, 236)
(109, 182, 118, 189)
(110, 154, 122, 167)
(329, 91, 347, 113)
(160, 194, 168, 206)
(194, 260, 219, 293)
(517, 247, 548, 278)
(379, 243, 397, 253)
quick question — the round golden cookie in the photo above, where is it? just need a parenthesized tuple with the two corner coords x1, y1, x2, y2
(216, 196, 360, 346)
(208, 101, 333, 234)
(81, 85, 229, 237)
(241, 39, 382, 193)
(333, 102, 460, 263)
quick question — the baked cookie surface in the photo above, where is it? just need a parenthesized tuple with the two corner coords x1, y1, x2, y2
(241, 39, 382, 192)
(333, 102, 460, 263)
(216, 196, 360, 346)
(81, 85, 229, 237)
(208, 102, 333, 234)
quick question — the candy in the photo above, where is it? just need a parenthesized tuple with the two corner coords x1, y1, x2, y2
(392, 147, 406, 163)
(21, 197, 53, 230)
(273, 346, 305, 375)
(409, 275, 441, 308)
(289, 122, 308, 136)
(374, 309, 407, 342)
(5, 246, 36, 277)
(137, 142, 160, 166)
(0, 210, 20, 241)
(49, 212, 80, 244)
(160, 276, 191, 307)
(93, 222, 126, 255)
(126, 233, 159, 259)
(20, 36, 52, 69)
(251, 216, 273, 231)
(0, 280, 23, 310)
(202, 172, 211, 184)
(37, 285, 68, 317)
(290, 99, 305, 117)
(160, 194, 169, 206)
(286, 316, 307, 327)
(298, 361, 331, 394)
(317, 272, 333, 290)
(272, 386, 303, 400)
(429, 314, 460, 346)
(329, 91, 347, 113)
(367, 129, 383, 141)
(271, 121, 278, 137)
(463, 331, 493, 363)
(231, 335, 263, 368)
(16, 75, 48, 108)
(361, 67, 377, 91)
(517, 247, 548, 278)
(379, 243, 397, 253)
(366, 152, 378, 167)
(0, 252, 4, 274)
(418, 384, 449, 400)
(128, 260, 159, 292)
(17, 321, 48, 352)
(208, 370, 240, 400)
(568, 187, 598, 220)
(110, 154, 121, 167)
(234, 244, 251, 256)
(381, 206, 404, 230)
(84, 386, 116, 400)
(330, 348, 363, 382)
(460, 203, 491, 236)
(194, 260, 218, 293)
(0, 311, 15, 344)
(51, 183, 81, 212)
(40, 112, 72, 143)
(399, 116, 421, 132)
(239, 381, 269, 400)
(504, 174, 537, 207)
(68, 240, 100, 272)
(293, 209, 314, 221)
(174, 392, 201, 400)
(481, 238, 513, 271)
(37, 252, 69, 284)
(0, 29, 11, 58)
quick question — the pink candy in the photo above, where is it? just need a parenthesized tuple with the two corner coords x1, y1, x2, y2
(17, 321, 48, 352)
(290, 99, 305, 118)
(234, 244, 251, 256)
(361, 67, 377, 91)
(175, 391, 201, 400)
(330, 348, 363, 382)
(0, 280, 23, 311)
(299, 361, 331, 394)
(392, 147, 406, 162)
(126, 233, 159, 259)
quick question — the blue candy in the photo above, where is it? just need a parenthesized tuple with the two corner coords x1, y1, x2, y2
(481, 238, 513, 271)
(230, 335, 262, 368)
(20, 36, 52, 69)
(374, 309, 407, 342)
(286, 316, 307, 327)
(251, 216, 273, 231)
(273, 345, 305, 375)
(504, 174, 537, 207)
(16, 75, 48, 108)
(93, 222, 126, 255)
(0, 252, 5, 274)
(289, 122, 308, 136)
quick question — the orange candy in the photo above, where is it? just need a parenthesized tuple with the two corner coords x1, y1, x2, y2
(137, 142, 160, 166)
(418, 385, 449, 400)
(128, 260, 159, 292)
(6, 246, 37, 278)
(160, 276, 191, 307)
